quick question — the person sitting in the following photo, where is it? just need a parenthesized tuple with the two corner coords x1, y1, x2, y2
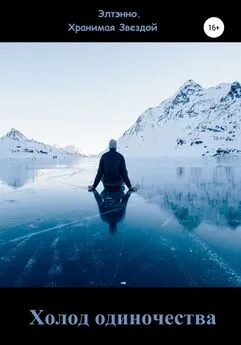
(88, 139, 137, 192)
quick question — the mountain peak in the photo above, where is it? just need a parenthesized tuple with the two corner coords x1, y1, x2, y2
(230, 81, 241, 94)
(179, 79, 202, 90)
(1, 128, 28, 140)
(221, 81, 241, 102)
(171, 80, 203, 106)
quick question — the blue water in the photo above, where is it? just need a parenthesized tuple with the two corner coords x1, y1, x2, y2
(1, 156, 241, 287)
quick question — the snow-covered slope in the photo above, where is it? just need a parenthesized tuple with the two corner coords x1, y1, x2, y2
(0, 128, 80, 160)
(117, 80, 241, 157)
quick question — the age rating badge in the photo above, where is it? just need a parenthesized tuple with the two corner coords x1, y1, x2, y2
(203, 17, 224, 38)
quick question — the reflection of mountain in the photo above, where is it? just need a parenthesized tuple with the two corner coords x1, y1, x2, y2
(164, 195, 203, 231)
(0, 161, 37, 188)
(224, 203, 241, 229)
(136, 161, 241, 231)
(162, 192, 241, 231)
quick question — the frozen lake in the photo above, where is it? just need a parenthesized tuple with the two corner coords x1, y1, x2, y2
(1, 156, 241, 287)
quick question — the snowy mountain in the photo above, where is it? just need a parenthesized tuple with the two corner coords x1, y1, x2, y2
(1, 128, 27, 141)
(117, 80, 241, 157)
(62, 145, 87, 156)
(0, 128, 80, 160)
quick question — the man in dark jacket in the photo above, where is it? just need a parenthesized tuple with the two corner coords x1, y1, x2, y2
(88, 139, 136, 192)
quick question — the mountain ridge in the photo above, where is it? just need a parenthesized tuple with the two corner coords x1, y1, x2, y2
(0, 128, 85, 160)
(116, 80, 241, 157)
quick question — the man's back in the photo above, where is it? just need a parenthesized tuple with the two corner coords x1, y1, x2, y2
(100, 149, 124, 186)
(89, 139, 136, 191)
(92, 147, 132, 189)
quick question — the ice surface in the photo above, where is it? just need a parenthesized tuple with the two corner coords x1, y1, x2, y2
(0, 157, 241, 287)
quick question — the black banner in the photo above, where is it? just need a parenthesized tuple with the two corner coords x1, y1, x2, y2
(0, 6, 239, 42)
(0, 287, 239, 337)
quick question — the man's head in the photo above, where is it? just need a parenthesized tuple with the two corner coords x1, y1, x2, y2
(109, 139, 117, 150)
